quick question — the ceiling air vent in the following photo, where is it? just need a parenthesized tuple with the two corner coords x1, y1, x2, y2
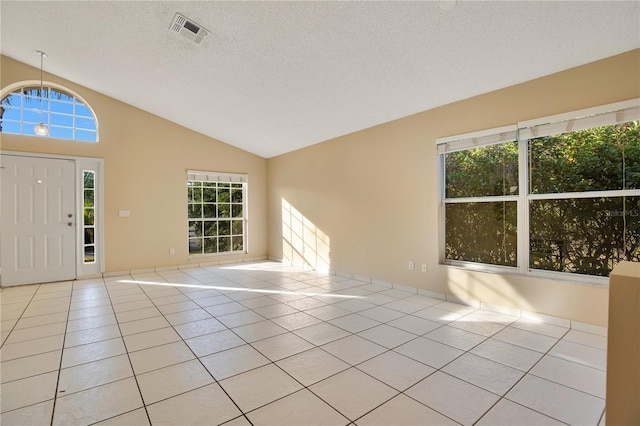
(170, 13, 210, 46)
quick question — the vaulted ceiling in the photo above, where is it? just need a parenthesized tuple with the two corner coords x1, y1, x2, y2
(1, 1, 638, 158)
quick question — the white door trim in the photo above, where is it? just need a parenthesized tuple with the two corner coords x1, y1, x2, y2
(1, 151, 105, 282)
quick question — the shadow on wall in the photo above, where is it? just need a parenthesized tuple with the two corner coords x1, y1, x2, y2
(281, 198, 330, 272)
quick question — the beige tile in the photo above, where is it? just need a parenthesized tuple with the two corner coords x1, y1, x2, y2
(0, 371, 58, 413)
(157, 301, 201, 315)
(14, 312, 68, 329)
(112, 299, 155, 313)
(0, 399, 54, 426)
(406, 371, 499, 425)
(220, 364, 303, 413)
(412, 307, 465, 324)
(443, 353, 525, 396)
(511, 318, 569, 338)
(549, 340, 607, 370)
(164, 308, 212, 325)
(387, 315, 441, 335)
(329, 314, 380, 333)
(271, 311, 323, 331)
(252, 302, 299, 319)
(563, 329, 607, 350)
(357, 393, 457, 426)
(200, 344, 270, 380)
(332, 299, 376, 313)
(465, 309, 519, 325)
(52, 377, 143, 425)
(276, 347, 350, 386)
(57, 354, 133, 395)
(251, 332, 315, 361)
(173, 317, 226, 339)
(304, 305, 351, 321)
(247, 389, 348, 426)
(0, 334, 64, 361)
(4, 322, 67, 344)
(358, 306, 405, 323)
(149, 294, 190, 306)
(185, 329, 245, 357)
(204, 302, 248, 317)
(382, 299, 425, 314)
(471, 338, 544, 371)
(395, 337, 463, 368)
(137, 360, 214, 405)
(506, 374, 605, 425)
(22, 303, 70, 318)
(109, 293, 148, 305)
(293, 322, 350, 346)
(65, 313, 117, 333)
(147, 383, 241, 425)
(357, 351, 435, 391)
(217, 310, 265, 328)
(118, 315, 170, 336)
(67, 305, 114, 321)
(114, 307, 161, 323)
(0, 319, 17, 333)
(448, 317, 506, 337)
(476, 398, 564, 425)
(61, 337, 126, 368)
(425, 325, 487, 351)
(1, 350, 61, 383)
(321, 335, 386, 365)
(94, 408, 150, 426)
(64, 324, 121, 348)
(309, 368, 397, 421)
(69, 297, 111, 311)
(129, 341, 195, 374)
(493, 327, 558, 353)
(530, 355, 606, 398)
(0, 304, 28, 321)
(123, 327, 181, 352)
(232, 320, 287, 343)
(357, 324, 416, 349)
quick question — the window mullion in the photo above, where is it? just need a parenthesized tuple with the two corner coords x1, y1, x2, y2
(518, 136, 529, 274)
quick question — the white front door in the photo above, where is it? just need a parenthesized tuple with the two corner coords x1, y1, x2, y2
(1, 155, 76, 286)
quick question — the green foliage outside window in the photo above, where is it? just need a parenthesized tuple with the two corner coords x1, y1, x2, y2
(444, 121, 639, 277)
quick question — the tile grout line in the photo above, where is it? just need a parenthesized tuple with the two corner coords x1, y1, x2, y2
(101, 274, 154, 426)
(138, 271, 257, 426)
(48, 281, 73, 426)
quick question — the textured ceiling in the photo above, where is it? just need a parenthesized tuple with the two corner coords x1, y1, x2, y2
(1, 1, 639, 158)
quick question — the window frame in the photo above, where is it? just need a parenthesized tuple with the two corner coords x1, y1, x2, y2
(0, 80, 99, 142)
(187, 170, 248, 257)
(437, 99, 640, 286)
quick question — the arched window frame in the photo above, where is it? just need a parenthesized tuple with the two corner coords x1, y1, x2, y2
(0, 81, 99, 142)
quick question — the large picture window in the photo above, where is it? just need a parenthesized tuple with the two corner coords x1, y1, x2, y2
(187, 171, 247, 256)
(438, 100, 640, 280)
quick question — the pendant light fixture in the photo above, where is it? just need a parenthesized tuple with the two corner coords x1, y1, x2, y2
(34, 50, 49, 136)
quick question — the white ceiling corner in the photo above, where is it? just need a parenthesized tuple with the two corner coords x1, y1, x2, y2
(1, 1, 638, 158)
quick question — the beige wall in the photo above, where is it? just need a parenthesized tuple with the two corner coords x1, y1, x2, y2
(1, 55, 268, 272)
(267, 49, 640, 326)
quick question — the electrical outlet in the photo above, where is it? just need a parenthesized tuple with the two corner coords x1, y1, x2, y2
(169, 247, 175, 255)
(422, 263, 427, 272)
(408, 261, 414, 271)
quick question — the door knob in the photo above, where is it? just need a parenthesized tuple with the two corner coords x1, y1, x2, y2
(67, 222, 73, 227)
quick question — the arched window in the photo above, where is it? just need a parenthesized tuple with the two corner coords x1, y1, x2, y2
(0, 82, 98, 142)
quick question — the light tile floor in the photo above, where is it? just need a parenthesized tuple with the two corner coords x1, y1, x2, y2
(0, 262, 607, 425)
